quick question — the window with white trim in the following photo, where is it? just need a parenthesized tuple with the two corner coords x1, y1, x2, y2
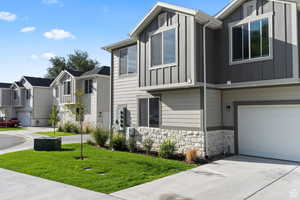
(151, 27, 176, 67)
(230, 15, 272, 64)
(55, 87, 59, 98)
(119, 45, 137, 75)
(84, 79, 93, 94)
(138, 97, 160, 128)
(26, 89, 31, 100)
(63, 81, 71, 95)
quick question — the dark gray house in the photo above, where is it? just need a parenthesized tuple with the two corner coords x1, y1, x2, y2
(103, 0, 300, 162)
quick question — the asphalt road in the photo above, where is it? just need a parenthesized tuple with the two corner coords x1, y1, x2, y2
(0, 135, 25, 150)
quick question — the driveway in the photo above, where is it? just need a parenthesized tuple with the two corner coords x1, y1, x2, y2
(0, 135, 25, 150)
(112, 156, 300, 200)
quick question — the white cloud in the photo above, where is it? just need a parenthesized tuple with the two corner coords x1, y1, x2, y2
(31, 54, 39, 60)
(31, 52, 56, 60)
(43, 29, 75, 40)
(20, 26, 36, 33)
(42, 0, 59, 4)
(0, 11, 16, 22)
(41, 52, 56, 60)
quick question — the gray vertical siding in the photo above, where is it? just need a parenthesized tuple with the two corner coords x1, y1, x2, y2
(0, 89, 12, 107)
(198, 0, 296, 84)
(139, 11, 194, 87)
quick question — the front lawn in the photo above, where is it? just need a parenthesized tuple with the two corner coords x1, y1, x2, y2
(36, 131, 78, 137)
(0, 144, 195, 193)
(0, 128, 25, 131)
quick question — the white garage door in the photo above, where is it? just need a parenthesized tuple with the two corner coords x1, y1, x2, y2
(238, 105, 300, 162)
(17, 112, 31, 127)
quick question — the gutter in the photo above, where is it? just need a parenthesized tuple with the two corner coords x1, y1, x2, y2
(202, 21, 212, 159)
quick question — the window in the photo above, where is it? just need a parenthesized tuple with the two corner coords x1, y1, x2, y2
(26, 90, 30, 100)
(158, 12, 167, 28)
(63, 81, 71, 95)
(138, 97, 160, 128)
(151, 28, 176, 67)
(55, 87, 59, 98)
(13, 91, 17, 100)
(84, 79, 93, 94)
(230, 15, 272, 64)
(119, 45, 137, 75)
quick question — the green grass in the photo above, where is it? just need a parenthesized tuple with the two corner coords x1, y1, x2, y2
(0, 144, 195, 193)
(0, 128, 25, 131)
(36, 131, 78, 137)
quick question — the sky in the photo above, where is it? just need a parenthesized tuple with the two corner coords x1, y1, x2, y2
(0, 0, 229, 83)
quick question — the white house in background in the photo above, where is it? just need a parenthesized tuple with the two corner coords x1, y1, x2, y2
(0, 76, 53, 127)
(50, 66, 110, 129)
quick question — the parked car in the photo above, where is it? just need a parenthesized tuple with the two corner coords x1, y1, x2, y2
(0, 117, 20, 127)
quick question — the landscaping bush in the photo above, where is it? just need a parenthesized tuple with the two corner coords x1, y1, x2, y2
(143, 137, 154, 154)
(92, 128, 109, 147)
(58, 125, 64, 132)
(86, 139, 95, 146)
(127, 137, 136, 153)
(158, 139, 176, 159)
(83, 122, 94, 134)
(62, 121, 80, 134)
(70, 124, 80, 134)
(111, 133, 127, 151)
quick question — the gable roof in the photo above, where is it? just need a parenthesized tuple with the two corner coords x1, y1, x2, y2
(0, 83, 12, 89)
(23, 76, 53, 87)
(81, 66, 110, 76)
(65, 69, 83, 77)
(216, 0, 300, 20)
(15, 81, 24, 88)
(130, 2, 222, 39)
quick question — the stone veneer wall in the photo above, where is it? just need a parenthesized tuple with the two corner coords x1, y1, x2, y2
(131, 127, 235, 157)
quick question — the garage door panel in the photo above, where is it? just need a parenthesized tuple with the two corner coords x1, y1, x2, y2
(238, 105, 300, 162)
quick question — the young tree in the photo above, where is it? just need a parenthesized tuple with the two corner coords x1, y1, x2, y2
(49, 104, 60, 136)
(65, 89, 85, 159)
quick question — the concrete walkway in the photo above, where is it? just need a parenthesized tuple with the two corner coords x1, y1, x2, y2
(0, 127, 90, 155)
(0, 168, 122, 200)
(112, 156, 300, 200)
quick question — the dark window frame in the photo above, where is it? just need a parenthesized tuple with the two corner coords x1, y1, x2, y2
(138, 97, 160, 128)
(84, 79, 93, 94)
(26, 89, 31, 100)
(63, 81, 71, 95)
(119, 45, 137, 76)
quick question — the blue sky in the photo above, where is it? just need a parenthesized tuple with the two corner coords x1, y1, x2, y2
(0, 0, 229, 82)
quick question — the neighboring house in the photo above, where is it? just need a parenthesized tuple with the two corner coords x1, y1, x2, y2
(0, 77, 53, 127)
(51, 66, 110, 129)
(103, 0, 300, 162)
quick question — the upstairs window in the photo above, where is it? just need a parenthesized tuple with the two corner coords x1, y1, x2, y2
(13, 91, 17, 100)
(63, 81, 71, 95)
(244, 0, 257, 18)
(55, 87, 59, 98)
(138, 97, 160, 128)
(84, 79, 93, 94)
(26, 90, 31, 100)
(151, 27, 176, 67)
(119, 45, 137, 75)
(230, 14, 272, 65)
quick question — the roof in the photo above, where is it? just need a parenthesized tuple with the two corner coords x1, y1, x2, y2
(130, 2, 222, 39)
(81, 66, 110, 76)
(216, 0, 300, 20)
(102, 39, 137, 52)
(15, 81, 24, 87)
(23, 76, 53, 87)
(0, 82, 12, 88)
(65, 69, 83, 77)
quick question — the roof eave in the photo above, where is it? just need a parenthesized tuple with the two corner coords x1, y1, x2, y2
(102, 39, 137, 52)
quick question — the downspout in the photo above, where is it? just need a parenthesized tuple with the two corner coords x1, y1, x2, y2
(202, 21, 212, 159)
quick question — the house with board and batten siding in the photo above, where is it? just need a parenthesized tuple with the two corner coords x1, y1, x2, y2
(103, 0, 300, 162)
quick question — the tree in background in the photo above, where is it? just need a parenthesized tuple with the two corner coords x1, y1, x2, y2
(46, 50, 99, 79)
(49, 104, 60, 136)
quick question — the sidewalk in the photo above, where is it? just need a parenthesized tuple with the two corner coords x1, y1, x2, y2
(0, 168, 122, 200)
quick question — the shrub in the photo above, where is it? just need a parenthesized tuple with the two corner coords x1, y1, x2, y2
(63, 121, 73, 133)
(83, 122, 94, 134)
(127, 137, 136, 153)
(185, 149, 198, 163)
(92, 128, 109, 147)
(111, 133, 127, 151)
(58, 125, 64, 132)
(86, 139, 95, 146)
(143, 138, 154, 154)
(158, 139, 176, 159)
